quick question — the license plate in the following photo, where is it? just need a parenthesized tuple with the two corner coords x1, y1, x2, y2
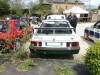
(45, 42, 62, 46)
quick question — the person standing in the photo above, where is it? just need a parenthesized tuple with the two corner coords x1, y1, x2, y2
(26, 15, 28, 23)
(37, 15, 42, 26)
(70, 13, 77, 33)
(7, 16, 10, 20)
(4, 17, 7, 20)
(12, 15, 16, 19)
(67, 12, 73, 23)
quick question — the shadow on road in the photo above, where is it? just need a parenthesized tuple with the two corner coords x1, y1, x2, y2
(80, 36, 94, 46)
(29, 53, 74, 60)
(73, 64, 92, 75)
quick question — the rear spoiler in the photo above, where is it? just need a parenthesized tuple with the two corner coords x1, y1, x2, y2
(34, 27, 75, 29)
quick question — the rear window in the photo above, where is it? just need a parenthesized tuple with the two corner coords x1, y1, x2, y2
(37, 21, 72, 34)
(14, 21, 26, 30)
(0, 21, 9, 32)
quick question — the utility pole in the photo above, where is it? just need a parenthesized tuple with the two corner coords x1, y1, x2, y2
(89, 0, 91, 11)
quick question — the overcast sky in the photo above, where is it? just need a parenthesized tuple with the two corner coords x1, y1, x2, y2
(24, 0, 100, 9)
(81, 0, 100, 8)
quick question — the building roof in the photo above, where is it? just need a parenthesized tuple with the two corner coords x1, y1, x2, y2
(42, 0, 50, 4)
(42, 0, 84, 4)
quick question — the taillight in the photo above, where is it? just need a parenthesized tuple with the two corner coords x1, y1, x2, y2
(66, 42, 70, 47)
(72, 42, 79, 47)
(66, 42, 79, 47)
(39, 42, 42, 46)
(31, 41, 37, 46)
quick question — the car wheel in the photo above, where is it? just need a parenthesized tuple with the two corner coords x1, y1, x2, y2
(84, 32, 90, 40)
(13, 39, 20, 50)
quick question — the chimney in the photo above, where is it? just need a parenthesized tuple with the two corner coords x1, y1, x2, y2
(75, 0, 78, 5)
(64, 0, 68, 4)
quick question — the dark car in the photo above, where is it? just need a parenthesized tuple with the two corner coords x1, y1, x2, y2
(31, 16, 38, 24)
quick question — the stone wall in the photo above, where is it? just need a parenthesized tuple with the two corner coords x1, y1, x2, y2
(51, 3, 84, 14)
(92, 14, 98, 21)
(98, 10, 100, 14)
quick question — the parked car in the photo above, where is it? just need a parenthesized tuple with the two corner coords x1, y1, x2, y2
(0, 20, 33, 50)
(29, 17, 80, 54)
(84, 20, 100, 41)
(47, 15, 66, 19)
(31, 16, 38, 24)
(20, 17, 26, 23)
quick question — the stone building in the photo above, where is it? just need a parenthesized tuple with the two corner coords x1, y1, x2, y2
(42, 0, 85, 14)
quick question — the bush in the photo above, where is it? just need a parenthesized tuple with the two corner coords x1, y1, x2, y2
(83, 41, 100, 75)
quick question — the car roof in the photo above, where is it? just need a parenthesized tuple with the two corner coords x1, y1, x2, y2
(47, 15, 66, 20)
(42, 19, 69, 23)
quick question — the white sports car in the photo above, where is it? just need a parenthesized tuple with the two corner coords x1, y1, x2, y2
(29, 19, 80, 54)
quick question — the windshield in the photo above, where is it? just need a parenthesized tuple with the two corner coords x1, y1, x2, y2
(0, 21, 9, 32)
(37, 21, 72, 34)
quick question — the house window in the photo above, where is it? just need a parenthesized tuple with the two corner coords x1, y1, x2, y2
(66, 6, 67, 9)
(56, 6, 58, 9)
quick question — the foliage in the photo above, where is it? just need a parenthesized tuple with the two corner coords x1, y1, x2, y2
(53, 65, 74, 75)
(0, 0, 10, 15)
(83, 40, 100, 75)
(13, 50, 28, 64)
(58, 6, 65, 14)
(9, 0, 24, 17)
(35, 4, 50, 16)
(0, 61, 9, 73)
(17, 59, 36, 71)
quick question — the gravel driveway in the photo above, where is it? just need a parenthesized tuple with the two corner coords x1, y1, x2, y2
(73, 23, 95, 61)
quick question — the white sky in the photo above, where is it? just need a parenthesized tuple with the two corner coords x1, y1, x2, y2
(80, 0, 100, 8)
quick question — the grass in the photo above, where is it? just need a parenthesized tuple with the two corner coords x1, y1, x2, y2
(12, 50, 28, 65)
(17, 59, 36, 71)
(53, 65, 74, 75)
(0, 61, 9, 73)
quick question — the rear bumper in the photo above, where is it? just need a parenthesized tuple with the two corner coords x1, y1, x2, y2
(29, 46, 80, 54)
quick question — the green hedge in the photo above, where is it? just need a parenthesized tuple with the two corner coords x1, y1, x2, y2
(83, 41, 100, 75)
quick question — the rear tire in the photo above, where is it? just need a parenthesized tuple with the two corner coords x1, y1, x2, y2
(84, 32, 90, 40)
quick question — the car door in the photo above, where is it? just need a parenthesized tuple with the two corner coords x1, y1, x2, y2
(89, 26, 95, 40)
(94, 21, 100, 41)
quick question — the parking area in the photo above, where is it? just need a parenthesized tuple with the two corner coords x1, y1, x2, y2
(73, 23, 95, 60)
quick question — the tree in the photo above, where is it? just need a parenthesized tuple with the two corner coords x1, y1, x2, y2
(98, 5, 100, 9)
(10, 0, 25, 17)
(0, 0, 10, 15)
(58, 6, 65, 14)
(27, 0, 43, 16)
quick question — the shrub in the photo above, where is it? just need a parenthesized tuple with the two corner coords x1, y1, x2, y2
(83, 40, 100, 75)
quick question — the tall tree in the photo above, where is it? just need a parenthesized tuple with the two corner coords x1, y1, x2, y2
(10, 0, 25, 17)
(58, 6, 65, 14)
(28, 0, 43, 16)
(0, 0, 10, 15)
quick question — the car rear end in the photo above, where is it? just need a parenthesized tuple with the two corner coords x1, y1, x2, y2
(29, 20, 80, 54)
